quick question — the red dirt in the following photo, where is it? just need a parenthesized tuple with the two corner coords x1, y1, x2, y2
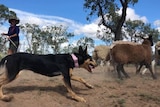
(1, 66, 160, 107)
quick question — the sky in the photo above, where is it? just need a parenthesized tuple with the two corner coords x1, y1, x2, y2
(0, 0, 160, 51)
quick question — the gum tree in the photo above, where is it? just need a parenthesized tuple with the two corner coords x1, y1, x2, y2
(20, 24, 74, 54)
(84, 0, 138, 41)
(0, 4, 17, 25)
(124, 19, 160, 42)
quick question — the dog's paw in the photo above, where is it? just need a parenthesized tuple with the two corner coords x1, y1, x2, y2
(71, 94, 86, 103)
(75, 96, 86, 103)
(1, 95, 13, 102)
(85, 83, 94, 89)
(79, 97, 86, 103)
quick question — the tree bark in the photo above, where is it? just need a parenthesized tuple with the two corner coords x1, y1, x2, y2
(114, 0, 128, 41)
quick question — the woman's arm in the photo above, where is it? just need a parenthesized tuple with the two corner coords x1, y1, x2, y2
(1, 33, 8, 35)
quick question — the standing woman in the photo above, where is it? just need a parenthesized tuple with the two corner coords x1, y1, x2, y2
(1, 17, 20, 55)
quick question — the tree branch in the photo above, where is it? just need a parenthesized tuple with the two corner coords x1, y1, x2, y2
(97, 2, 114, 33)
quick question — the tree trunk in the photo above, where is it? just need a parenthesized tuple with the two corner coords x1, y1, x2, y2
(114, 0, 128, 41)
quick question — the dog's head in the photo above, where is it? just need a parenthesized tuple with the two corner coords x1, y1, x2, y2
(75, 46, 97, 72)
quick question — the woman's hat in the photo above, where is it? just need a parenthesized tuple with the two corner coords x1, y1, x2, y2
(8, 17, 20, 24)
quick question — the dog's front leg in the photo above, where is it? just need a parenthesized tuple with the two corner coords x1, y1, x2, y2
(71, 75, 94, 89)
(69, 68, 93, 89)
(63, 77, 86, 102)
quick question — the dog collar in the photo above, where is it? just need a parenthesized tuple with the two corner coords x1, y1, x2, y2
(71, 54, 79, 67)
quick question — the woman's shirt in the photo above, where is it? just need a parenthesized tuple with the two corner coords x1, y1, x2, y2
(8, 26, 19, 42)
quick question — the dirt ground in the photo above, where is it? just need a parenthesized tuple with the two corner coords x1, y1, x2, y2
(1, 65, 160, 107)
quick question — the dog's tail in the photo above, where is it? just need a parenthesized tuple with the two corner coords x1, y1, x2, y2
(0, 58, 9, 85)
(0, 59, 7, 74)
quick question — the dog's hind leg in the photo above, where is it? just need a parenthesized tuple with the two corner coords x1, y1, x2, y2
(0, 85, 13, 102)
(0, 70, 13, 102)
(0, 63, 20, 102)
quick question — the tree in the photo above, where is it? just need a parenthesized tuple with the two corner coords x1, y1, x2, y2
(96, 27, 113, 45)
(0, 4, 17, 25)
(20, 24, 74, 54)
(84, 0, 138, 41)
(20, 23, 43, 54)
(43, 25, 74, 54)
(124, 19, 160, 43)
(76, 36, 95, 54)
(77, 37, 94, 47)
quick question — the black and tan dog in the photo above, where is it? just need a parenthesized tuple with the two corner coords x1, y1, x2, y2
(0, 46, 96, 102)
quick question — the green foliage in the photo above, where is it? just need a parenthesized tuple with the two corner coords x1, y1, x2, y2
(84, 0, 159, 44)
(124, 19, 160, 42)
(0, 37, 7, 53)
(20, 23, 43, 54)
(84, 0, 139, 41)
(43, 25, 74, 54)
(77, 36, 94, 48)
(129, 0, 138, 5)
(20, 24, 75, 54)
(0, 4, 17, 25)
(84, 0, 118, 21)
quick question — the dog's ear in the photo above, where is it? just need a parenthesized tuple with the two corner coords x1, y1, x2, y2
(84, 46, 87, 54)
(79, 46, 83, 54)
